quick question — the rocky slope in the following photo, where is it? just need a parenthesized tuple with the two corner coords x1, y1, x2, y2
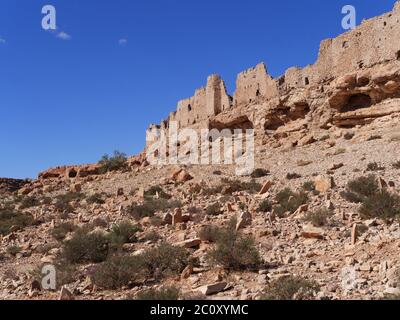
(2, 3, 400, 301)
(1, 117, 400, 300)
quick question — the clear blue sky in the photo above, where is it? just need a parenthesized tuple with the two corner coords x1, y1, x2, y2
(0, 0, 396, 178)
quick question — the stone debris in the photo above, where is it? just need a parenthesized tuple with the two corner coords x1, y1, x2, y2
(259, 181, 273, 195)
(197, 282, 228, 296)
(2, 2, 400, 302)
(314, 176, 335, 193)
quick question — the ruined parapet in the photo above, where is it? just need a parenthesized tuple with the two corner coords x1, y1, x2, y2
(146, 2, 400, 155)
(278, 1, 400, 89)
(170, 74, 231, 130)
(233, 62, 278, 106)
(206, 74, 232, 115)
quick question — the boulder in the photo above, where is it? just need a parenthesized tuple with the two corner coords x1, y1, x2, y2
(236, 211, 252, 230)
(181, 265, 193, 280)
(197, 282, 227, 296)
(298, 134, 315, 146)
(351, 223, 359, 245)
(162, 212, 172, 225)
(171, 168, 193, 183)
(301, 226, 324, 239)
(259, 180, 273, 195)
(176, 238, 201, 248)
(314, 176, 335, 193)
(172, 208, 183, 225)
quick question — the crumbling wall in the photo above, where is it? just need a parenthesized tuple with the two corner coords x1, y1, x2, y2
(283, 3, 400, 89)
(146, 1, 400, 153)
(166, 75, 231, 130)
(233, 63, 279, 106)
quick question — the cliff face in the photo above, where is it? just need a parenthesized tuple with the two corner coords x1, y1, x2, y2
(147, 2, 400, 151)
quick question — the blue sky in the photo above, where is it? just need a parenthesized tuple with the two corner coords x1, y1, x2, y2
(0, 0, 396, 178)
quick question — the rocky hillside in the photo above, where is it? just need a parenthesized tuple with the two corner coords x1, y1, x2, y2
(1, 117, 400, 300)
(1, 3, 400, 301)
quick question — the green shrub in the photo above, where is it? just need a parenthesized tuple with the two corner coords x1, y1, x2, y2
(55, 192, 83, 213)
(136, 287, 180, 300)
(144, 186, 171, 199)
(251, 168, 270, 178)
(257, 200, 273, 213)
(62, 229, 110, 264)
(143, 230, 161, 242)
(206, 219, 261, 270)
(93, 243, 190, 289)
(57, 192, 84, 203)
(359, 190, 400, 222)
(0, 209, 34, 236)
(220, 178, 261, 194)
(341, 175, 379, 203)
(367, 162, 385, 172)
(98, 150, 128, 174)
(260, 276, 320, 300)
(86, 193, 106, 205)
(109, 220, 140, 246)
(92, 255, 145, 289)
(340, 190, 363, 203)
(206, 203, 222, 216)
(302, 181, 315, 192)
(19, 196, 40, 209)
(51, 222, 76, 241)
(127, 199, 181, 220)
(274, 188, 308, 216)
(303, 209, 333, 227)
(286, 173, 302, 180)
(141, 243, 190, 280)
(202, 185, 224, 196)
(7, 245, 21, 256)
(197, 225, 219, 242)
(54, 201, 74, 214)
(342, 175, 400, 222)
(91, 217, 109, 228)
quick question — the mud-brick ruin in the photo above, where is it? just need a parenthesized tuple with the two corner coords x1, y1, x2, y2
(147, 1, 400, 152)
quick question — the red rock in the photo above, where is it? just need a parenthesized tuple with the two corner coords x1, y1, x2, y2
(176, 238, 201, 248)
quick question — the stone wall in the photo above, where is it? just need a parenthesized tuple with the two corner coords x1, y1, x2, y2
(146, 1, 400, 152)
(283, 2, 400, 89)
(233, 62, 279, 106)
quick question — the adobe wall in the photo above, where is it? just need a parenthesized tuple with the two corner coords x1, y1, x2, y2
(283, 2, 400, 89)
(233, 62, 279, 106)
(165, 75, 232, 130)
(146, 1, 400, 150)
